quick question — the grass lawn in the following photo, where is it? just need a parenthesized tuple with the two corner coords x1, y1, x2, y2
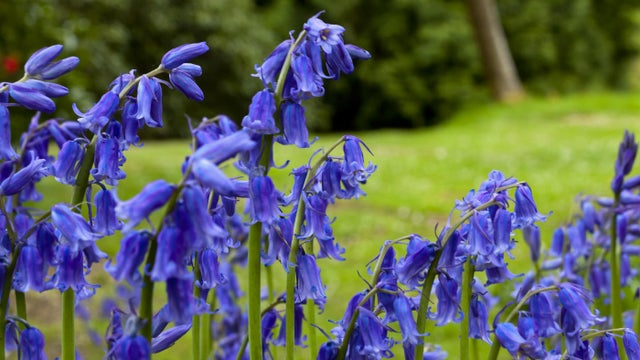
(27, 91, 640, 358)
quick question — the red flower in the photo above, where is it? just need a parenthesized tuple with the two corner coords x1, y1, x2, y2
(2, 55, 19, 74)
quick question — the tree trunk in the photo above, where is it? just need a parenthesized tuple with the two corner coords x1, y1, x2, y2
(465, 0, 524, 101)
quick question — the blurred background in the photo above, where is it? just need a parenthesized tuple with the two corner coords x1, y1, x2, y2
(2, 0, 640, 136)
(5, 1, 640, 358)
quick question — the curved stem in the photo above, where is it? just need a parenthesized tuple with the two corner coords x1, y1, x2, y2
(487, 285, 558, 360)
(459, 258, 475, 360)
(193, 254, 201, 360)
(335, 287, 380, 360)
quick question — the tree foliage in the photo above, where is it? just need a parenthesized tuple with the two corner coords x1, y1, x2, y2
(1, 0, 638, 133)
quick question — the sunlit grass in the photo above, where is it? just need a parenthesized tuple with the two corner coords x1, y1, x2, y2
(27, 91, 640, 358)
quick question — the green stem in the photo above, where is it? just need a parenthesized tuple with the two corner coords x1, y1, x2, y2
(236, 298, 285, 360)
(247, 222, 263, 360)
(0, 244, 22, 360)
(285, 201, 305, 360)
(15, 291, 26, 322)
(61, 289, 75, 360)
(610, 193, 622, 329)
(487, 285, 558, 360)
(460, 258, 475, 360)
(335, 287, 380, 360)
(193, 254, 201, 360)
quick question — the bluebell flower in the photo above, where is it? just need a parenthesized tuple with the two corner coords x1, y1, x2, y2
(516, 316, 547, 358)
(581, 200, 598, 232)
(8, 83, 55, 113)
(37, 56, 80, 80)
(261, 308, 279, 356)
(91, 135, 126, 185)
(150, 225, 190, 282)
(25, 45, 64, 75)
(113, 334, 151, 360)
(549, 227, 565, 257)
(567, 220, 590, 257)
(317, 341, 339, 360)
(468, 294, 491, 343)
(325, 42, 354, 80)
(105, 230, 150, 286)
(166, 275, 198, 324)
(430, 274, 462, 326)
(94, 188, 121, 235)
(353, 307, 393, 358)
(396, 235, 438, 289)
(74, 91, 120, 133)
(529, 290, 561, 337)
(623, 329, 640, 360)
(266, 217, 293, 266)
(180, 185, 227, 250)
(277, 101, 312, 148)
(135, 75, 163, 128)
(303, 13, 346, 54)
(465, 211, 494, 256)
(52, 244, 98, 298)
(492, 208, 513, 254)
(290, 52, 324, 99)
(249, 174, 281, 224)
(557, 284, 598, 330)
(161, 42, 209, 70)
(612, 130, 638, 192)
(151, 323, 191, 354)
(19, 327, 47, 360)
(255, 39, 291, 86)
(300, 194, 333, 241)
(121, 100, 142, 146)
(36, 223, 57, 267)
(341, 135, 376, 187)
(241, 89, 279, 134)
(393, 294, 423, 345)
(168, 63, 204, 101)
(197, 248, 225, 289)
(495, 322, 526, 357)
(295, 253, 327, 305)
(51, 203, 102, 251)
(514, 183, 547, 228)
(190, 159, 236, 195)
(0, 105, 17, 161)
(0, 157, 48, 196)
(317, 158, 343, 201)
(115, 179, 176, 232)
(345, 44, 372, 60)
(281, 165, 309, 206)
(13, 245, 46, 292)
(53, 140, 85, 185)
(189, 129, 255, 165)
(600, 333, 620, 359)
(20, 79, 69, 98)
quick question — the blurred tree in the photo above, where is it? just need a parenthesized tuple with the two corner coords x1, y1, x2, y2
(465, 0, 524, 101)
(1, 0, 639, 133)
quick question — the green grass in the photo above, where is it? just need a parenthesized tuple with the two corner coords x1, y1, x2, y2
(27, 91, 640, 358)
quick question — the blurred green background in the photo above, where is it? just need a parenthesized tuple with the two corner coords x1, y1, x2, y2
(2, 0, 640, 134)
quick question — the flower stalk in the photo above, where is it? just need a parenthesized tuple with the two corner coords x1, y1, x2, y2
(459, 257, 475, 360)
